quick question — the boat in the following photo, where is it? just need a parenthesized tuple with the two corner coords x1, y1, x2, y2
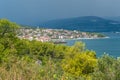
(53, 40, 67, 44)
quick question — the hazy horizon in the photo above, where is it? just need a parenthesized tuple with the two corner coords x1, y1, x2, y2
(0, 0, 120, 25)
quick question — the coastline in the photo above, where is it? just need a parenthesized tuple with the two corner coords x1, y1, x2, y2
(51, 36, 110, 41)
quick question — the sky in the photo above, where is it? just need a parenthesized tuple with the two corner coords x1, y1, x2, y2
(0, 0, 120, 25)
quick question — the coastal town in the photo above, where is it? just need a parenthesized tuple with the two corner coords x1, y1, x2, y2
(17, 27, 105, 43)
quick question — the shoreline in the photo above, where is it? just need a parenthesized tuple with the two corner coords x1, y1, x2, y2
(51, 36, 110, 41)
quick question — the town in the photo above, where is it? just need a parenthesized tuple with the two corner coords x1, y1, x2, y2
(17, 27, 105, 42)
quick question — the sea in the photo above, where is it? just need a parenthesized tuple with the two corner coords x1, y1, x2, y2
(66, 32, 120, 57)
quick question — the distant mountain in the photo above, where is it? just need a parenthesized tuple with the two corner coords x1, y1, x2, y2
(105, 16, 120, 22)
(40, 16, 120, 32)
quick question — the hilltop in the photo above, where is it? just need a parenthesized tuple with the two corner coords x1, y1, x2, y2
(40, 16, 120, 32)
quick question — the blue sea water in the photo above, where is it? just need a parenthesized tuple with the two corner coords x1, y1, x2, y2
(66, 32, 120, 57)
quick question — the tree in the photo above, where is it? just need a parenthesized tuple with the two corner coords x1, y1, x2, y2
(0, 19, 19, 63)
(0, 19, 19, 38)
(62, 42, 97, 79)
(91, 54, 120, 80)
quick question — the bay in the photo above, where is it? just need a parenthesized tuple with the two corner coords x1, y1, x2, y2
(66, 32, 120, 57)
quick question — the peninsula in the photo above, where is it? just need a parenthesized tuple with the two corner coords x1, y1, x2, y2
(17, 27, 106, 42)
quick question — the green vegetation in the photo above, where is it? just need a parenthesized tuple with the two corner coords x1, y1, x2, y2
(0, 19, 119, 80)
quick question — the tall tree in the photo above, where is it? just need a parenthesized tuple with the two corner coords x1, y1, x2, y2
(0, 19, 19, 63)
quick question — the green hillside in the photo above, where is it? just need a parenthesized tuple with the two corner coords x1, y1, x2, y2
(0, 19, 120, 80)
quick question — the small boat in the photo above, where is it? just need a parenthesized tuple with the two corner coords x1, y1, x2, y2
(53, 40, 67, 44)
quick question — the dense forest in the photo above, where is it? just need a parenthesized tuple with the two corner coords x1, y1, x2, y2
(0, 19, 120, 80)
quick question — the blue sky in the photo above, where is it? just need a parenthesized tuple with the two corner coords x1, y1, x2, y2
(0, 0, 119, 25)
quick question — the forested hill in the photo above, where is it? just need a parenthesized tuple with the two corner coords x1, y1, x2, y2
(40, 16, 120, 32)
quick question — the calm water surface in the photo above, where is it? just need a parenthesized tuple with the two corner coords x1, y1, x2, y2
(66, 32, 120, 57)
